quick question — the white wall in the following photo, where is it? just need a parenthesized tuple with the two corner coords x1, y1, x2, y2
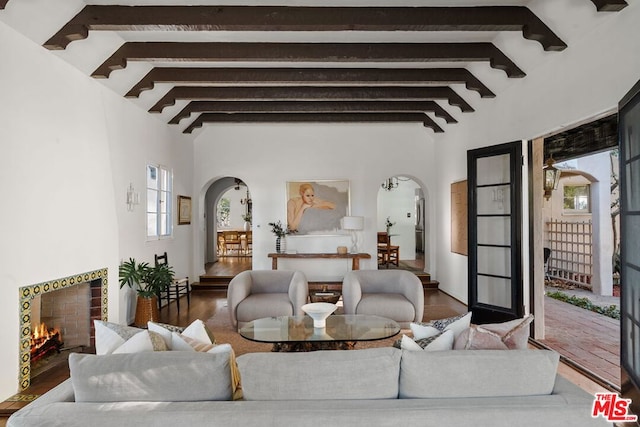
(193, 124, 437, 281)
(0, 21, 193, 399)
(434, 2, 640, 302)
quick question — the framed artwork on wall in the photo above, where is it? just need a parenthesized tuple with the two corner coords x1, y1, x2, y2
(286, 180, 350, 235)
(177, 195, 192, 225)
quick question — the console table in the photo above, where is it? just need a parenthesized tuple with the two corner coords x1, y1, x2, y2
(268, 252, 371, 271)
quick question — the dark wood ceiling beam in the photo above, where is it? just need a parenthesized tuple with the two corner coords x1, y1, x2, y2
(149, 86, 474, 114)
(183, 112, 444, 134)
(92, 42, 525, 79)
(169, 100, 457, 125)
(44, 5, 566, 51)
(591, 0, 628, 11)
(127, 67, 495, 99)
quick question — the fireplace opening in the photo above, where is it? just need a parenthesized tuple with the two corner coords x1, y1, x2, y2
(29, 281, 93, 378)
(19, 268, 107, 391)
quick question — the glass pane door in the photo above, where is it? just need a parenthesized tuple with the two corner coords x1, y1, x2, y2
(620, 78, 640, 413)
(468, 142, 523, 324)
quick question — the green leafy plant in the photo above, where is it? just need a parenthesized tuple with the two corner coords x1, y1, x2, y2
(268, 220, 294, 237)
(546, 291, 620, 320)
(119, 258, 175, 299)
(242, 213, 252, 223)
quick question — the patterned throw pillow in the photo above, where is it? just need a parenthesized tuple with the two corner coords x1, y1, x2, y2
(410, 312, 472, 340)
(453, 314, 534, 350)
(400, 330, 455, 352)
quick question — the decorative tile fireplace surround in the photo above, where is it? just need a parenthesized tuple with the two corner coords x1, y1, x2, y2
(18, 268, 108, 391)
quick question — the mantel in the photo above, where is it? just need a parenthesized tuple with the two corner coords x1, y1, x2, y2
(268, 252, 371, 271)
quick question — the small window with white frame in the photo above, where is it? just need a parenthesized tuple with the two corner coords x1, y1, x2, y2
(563, 184, 590, 213)
(147, 164, 173, 239)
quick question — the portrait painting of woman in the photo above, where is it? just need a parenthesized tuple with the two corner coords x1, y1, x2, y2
(286, 181, 349, 234)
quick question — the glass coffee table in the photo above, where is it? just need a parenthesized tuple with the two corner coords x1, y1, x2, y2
(239, 314, 400, 351)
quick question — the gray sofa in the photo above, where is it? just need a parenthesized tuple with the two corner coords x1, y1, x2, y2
(8, 347, 608, 427)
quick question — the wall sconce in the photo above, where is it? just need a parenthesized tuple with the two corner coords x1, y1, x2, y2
(543, 157, 561, 201)
(341, 216, 364, 253)
(381, 177, 399, 191)
(126, 182, 139, 211)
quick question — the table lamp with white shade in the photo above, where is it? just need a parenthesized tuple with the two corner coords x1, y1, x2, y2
(341, 216, 364, 253)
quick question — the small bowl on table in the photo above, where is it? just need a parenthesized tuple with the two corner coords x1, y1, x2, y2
(301, 302, 337, 328)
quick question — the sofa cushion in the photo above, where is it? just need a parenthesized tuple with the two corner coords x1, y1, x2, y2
(237, 347, 401, 400)
(69, 351, 233, 402)
(453, 315, 534, 350)
(399, 349, 559, 399)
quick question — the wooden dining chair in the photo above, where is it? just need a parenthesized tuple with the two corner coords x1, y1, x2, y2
(154, 252, 190, 312)
(377, 232, 399, 268)
(223, 231, 241, 255)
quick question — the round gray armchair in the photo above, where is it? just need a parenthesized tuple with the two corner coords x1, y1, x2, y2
(227, 270, 309, 330)
(342, 270, 424, 328)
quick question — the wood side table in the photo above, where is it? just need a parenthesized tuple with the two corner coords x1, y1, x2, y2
(268, 252, 371, 270)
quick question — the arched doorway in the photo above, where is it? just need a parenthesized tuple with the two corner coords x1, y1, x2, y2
(201, 176, 253, 284)
(377, 175, 431, 280)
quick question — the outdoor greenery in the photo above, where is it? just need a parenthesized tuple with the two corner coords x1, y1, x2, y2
(546, 290, 620, 320)
(217, 198, 230, 227)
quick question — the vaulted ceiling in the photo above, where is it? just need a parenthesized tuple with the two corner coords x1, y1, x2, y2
(0, 0, 628, 135)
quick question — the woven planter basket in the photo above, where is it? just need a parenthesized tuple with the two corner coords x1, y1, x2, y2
(134, 295, 160, 327)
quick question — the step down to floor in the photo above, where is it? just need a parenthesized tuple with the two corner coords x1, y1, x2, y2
(197, 273, 438, 290)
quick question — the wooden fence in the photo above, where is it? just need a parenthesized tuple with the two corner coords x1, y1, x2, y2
(545, 220, 593, 288)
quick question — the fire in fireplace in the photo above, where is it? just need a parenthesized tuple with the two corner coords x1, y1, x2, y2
(30, 322, 63, 364)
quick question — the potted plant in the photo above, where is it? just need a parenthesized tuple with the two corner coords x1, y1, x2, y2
(268, 220, 294, 253)
(119, 258, 175, 327)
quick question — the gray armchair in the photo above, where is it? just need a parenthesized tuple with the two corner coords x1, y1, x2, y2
(227, 270, 309, 330)
(342, 270, 424, 328)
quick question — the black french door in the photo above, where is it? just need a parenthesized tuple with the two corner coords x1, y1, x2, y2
(620, 78, 640, 417)
(468, 141, 524, 324)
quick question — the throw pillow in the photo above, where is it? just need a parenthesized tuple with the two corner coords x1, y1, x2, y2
(171, 333, 231, 354)
(400, 330, 455, 352)
(453, 314, 534, 350)
(182, 319, 216, 344)
(93, 320, 143, 355)
(147, 319, 214, 350)
(94, 320, 167, 354)
(410, 312, 472, 340)
(147, 321, 185, 349)
(112, 330, 168, 353)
